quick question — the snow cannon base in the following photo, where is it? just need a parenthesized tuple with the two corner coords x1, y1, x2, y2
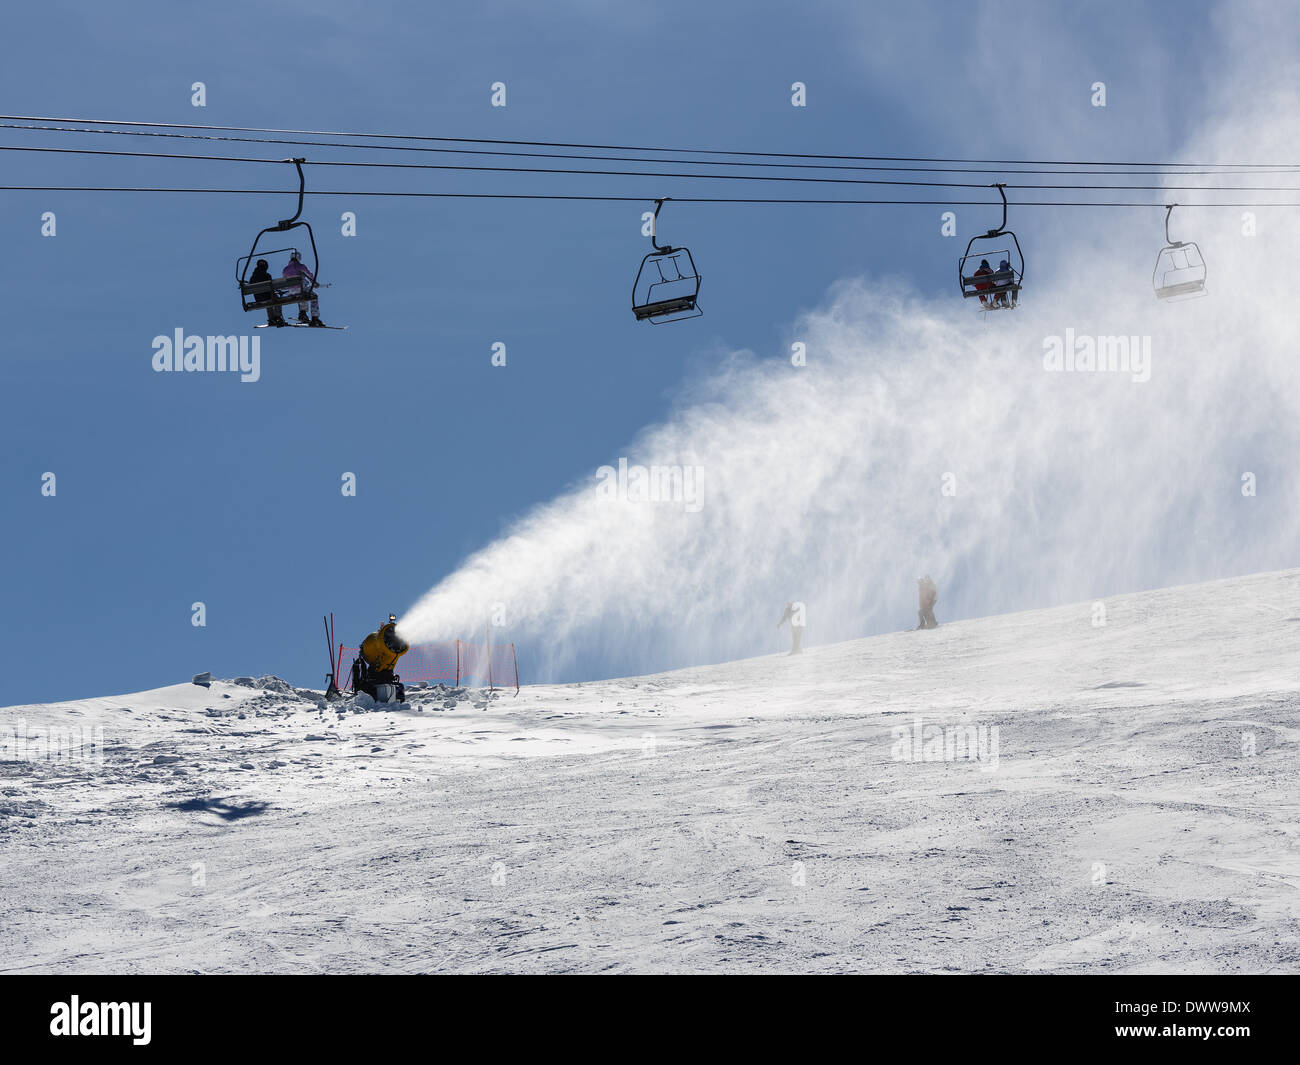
(350, 656, 406, 705)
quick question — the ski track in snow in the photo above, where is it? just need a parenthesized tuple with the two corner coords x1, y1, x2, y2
(2, 571, 1299, 973)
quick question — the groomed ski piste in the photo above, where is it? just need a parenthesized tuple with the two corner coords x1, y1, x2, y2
(2, 570, 1297, 974)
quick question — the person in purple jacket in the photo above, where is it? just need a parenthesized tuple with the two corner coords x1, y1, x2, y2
(281, 251, 325, 326)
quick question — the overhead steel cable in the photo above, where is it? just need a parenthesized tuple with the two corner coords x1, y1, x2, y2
(4, 185, 1300, 207)
(3, 121, 1299, 178)
(3, 142, 1300, 193)
(1, 113, 1298, 170)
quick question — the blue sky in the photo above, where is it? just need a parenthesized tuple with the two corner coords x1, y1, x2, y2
(0, 0, 1242, 703)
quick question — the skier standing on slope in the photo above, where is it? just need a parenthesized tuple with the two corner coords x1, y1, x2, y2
(777, 601, 804, 655)
(915, 576, 939, 630)
(282, 251, 326, 327)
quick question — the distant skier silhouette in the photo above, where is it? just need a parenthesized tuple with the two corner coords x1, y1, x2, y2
(778, 601, 804, 655)
(915, 576, 939, 630)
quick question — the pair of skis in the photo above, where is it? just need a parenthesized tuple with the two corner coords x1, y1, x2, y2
(254, 281, 346, 329)
(256, 321, 348, 330)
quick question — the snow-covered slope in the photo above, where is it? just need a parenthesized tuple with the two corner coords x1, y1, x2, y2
(2, 571, 1299, 973)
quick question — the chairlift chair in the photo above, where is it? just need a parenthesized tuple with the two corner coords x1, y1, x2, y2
(632, 198, 702, 322)
(1153, 204, 1207, 302)
(958, 183, 1024, 311)
(236, 158, 321, 312)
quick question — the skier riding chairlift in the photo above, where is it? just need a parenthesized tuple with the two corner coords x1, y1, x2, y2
(994, 258, 1017, 308)
(282, 250, 327, 327)
(248, 259, 286, 326)
(972, 259, 995, 307)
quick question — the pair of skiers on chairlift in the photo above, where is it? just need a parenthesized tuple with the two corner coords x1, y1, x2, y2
(248, 251, 327, 327)
(971, 258, 1017, 309)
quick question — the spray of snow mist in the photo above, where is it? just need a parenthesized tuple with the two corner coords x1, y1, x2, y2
(402, 36, 1300, 683)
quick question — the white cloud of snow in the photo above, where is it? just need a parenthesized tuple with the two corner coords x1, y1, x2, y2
(402, 1, 1300, 681)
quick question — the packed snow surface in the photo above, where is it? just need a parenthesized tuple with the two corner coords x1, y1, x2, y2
(2, 571, 1299, 973)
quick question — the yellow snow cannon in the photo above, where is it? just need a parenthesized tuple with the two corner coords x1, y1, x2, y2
(361, 616, 409, 672)
(351, 614, 410, 703)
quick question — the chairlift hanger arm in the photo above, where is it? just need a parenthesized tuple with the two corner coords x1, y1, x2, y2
(984, 182, 1009, 236)
(278, 157, 307, 228)
(650, 197, 672, 252)
(1163, 202, 1187, 247)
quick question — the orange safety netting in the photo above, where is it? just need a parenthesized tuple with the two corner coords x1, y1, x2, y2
(336, 639, 519, 692)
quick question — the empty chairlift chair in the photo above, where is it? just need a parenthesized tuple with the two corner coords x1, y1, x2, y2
(958, 183, 1024, 312)
(1153, 204, 1207, 302)
(632, 198, 702, 323)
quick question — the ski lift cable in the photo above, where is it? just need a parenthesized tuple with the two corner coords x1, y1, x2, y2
(5, 143, 1300, 193)
(2, 113, 1298, 170)
(2, 121, 1297, 178)
(5, 184, 1300, 207)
